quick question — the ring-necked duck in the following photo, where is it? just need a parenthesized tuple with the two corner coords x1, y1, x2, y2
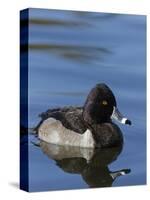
(37, 83, 131, 148)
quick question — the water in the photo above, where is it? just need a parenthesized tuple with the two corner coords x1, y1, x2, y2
(21, 8, 146, 192)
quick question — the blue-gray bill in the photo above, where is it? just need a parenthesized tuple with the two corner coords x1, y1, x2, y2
(110, 168, 131, 180)
(111, 107, 132, 125)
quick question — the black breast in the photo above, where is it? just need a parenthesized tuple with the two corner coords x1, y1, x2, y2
(90, 122, 123, 148)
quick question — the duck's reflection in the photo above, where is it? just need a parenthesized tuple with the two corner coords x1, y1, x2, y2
(40, 141, 131, 188)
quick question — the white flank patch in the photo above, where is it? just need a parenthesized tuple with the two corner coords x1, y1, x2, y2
(38, 118, 95, 148)
(80, 129, 95, 148)
(47, 130, 60, 144)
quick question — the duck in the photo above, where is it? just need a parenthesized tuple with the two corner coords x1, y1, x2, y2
(36, 83, 131, 148)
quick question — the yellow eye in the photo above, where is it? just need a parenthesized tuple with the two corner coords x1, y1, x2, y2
(102, 100, 108, 105)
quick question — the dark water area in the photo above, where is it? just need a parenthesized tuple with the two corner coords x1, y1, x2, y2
(21, 8, 146, 192)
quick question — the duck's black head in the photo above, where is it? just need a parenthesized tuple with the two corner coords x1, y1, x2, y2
(83, 83, 131, 126)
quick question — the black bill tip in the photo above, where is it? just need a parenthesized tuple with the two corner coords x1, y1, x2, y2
(125, 119, 132, 125)
(123, 169, 131, 174)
